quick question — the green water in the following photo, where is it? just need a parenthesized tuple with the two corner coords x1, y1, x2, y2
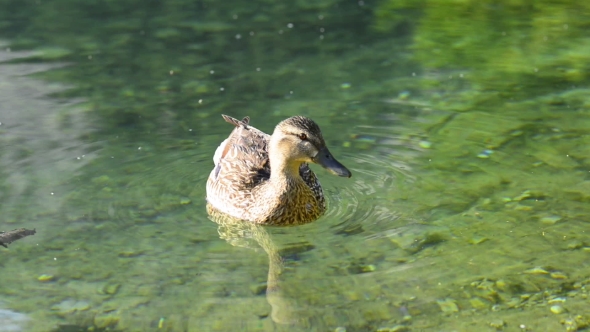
(1, 0, 590, 331)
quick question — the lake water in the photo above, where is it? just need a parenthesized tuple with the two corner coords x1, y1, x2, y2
(1, 1, 590, 331)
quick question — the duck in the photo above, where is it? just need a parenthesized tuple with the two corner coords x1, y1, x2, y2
(206, 114, 351, 226)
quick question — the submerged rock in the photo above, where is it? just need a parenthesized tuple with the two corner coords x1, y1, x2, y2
(387, 224, 449, 254)
(0, 309, 30, 332)
(437, 298, 459, 314)
(51, 299, 91, 317)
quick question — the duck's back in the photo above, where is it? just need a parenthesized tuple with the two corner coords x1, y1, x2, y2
(210, 116, 271, 193)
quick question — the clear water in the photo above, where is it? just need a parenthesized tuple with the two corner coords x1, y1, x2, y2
(1, 1, 590, 331)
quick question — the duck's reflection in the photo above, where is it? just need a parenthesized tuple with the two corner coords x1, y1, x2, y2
(208, 205, 307, 328)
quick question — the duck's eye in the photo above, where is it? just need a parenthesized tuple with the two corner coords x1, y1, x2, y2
(298, 133, 308, 140)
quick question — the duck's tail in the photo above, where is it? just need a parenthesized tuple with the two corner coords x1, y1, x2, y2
(221, 114, 250, 127)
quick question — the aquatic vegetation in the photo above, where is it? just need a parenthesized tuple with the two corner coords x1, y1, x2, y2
(374, 0, 590, 104)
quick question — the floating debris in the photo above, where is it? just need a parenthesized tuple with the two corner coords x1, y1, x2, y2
(0, 228, 36, 248)
(340, 83, 351, 89)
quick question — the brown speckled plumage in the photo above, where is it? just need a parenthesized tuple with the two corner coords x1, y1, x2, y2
(206, 114, 351, 226)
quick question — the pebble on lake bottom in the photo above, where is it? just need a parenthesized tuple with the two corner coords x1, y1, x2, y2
(524, 266, 549, 275)
(550, 305, 565, 314)
(477, 149, 494, 158)
(418, 140, 432, 149)
(376, 325, 409, 332)
(490, 319, 506, 329)
(437, 298, 459, 314)
(94, 311, 120, 329)
(37, 274, 55, 282)
(550, 271, 568, 279)
(539, 216, 561, 225)
(539, 215, 562, 225)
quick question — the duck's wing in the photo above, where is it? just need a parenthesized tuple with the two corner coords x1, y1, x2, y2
(212, 115, 271, 190)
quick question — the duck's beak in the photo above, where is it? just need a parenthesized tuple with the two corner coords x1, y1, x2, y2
(312, 147, 352, 178)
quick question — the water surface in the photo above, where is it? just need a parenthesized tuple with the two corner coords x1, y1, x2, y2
(1, 1, 590, 331)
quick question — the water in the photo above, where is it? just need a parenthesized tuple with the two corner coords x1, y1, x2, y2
(1, 1, 590, 331)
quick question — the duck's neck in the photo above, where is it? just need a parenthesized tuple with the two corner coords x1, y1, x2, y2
(269, 158, 302, 186)
(267, 137, 299, 183)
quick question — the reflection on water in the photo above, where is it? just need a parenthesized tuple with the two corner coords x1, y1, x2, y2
(208, 210, 304, 328)
(0, 46, 95, 224)
(1, 0, 590, 331)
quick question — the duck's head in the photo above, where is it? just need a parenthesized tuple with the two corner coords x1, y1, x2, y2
(270, 116, 352, 178)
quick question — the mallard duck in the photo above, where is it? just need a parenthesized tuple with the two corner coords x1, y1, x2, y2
(206, 114, 351, 225)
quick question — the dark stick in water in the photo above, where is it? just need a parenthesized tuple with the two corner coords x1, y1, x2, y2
(0, 228, 36, 248)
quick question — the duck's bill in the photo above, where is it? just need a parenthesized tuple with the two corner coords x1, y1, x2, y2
(313, 147, 352, 178)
